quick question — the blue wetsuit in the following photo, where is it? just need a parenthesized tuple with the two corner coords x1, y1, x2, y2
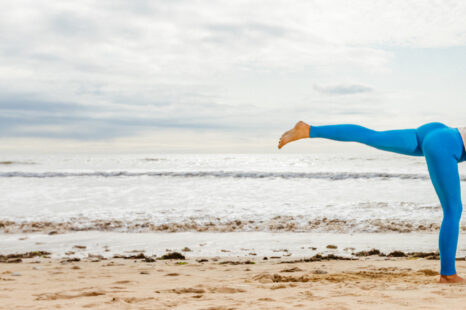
(309, 122, 466, 276)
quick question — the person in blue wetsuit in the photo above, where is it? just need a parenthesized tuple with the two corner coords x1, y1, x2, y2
(278, 121, 466, 284)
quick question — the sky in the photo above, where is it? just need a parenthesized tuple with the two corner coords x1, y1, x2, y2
(1, 0, 466, 153)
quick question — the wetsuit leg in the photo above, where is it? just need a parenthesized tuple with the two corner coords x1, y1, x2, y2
(422, 127, 464, 276)
(309, 124, 423, 156)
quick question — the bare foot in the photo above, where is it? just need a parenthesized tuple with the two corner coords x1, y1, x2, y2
(438, 274, 465, 284)
(278, 121, 311, 149)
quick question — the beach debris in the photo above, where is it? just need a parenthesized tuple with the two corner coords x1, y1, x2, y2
(87, 254, 105, 262)
(73, 245, 86, 250)
(48, 231, 59, 235)
(181, 247, 192, 252)
(220, 249, 230, 253)
(347, 249, 440, 259)
(308, 254, 354, 261)
(407, 251, 438, 258)
(196, 258, 208, 263)
(113, 253, 156, 262)
(387, 251, 407, 257)
(354, 248, 383, 257)
(61, 257, 81, 263)
(0, 251, 51, 263)
(33, 266, 41, 270)
(140, 271, 150, 275)
(279, 254, 356, 264)
(219, 260, 255, 265)
(161, 252, 186, 260)
(11, 272, 21, 276)
(326, 245, 338, 249)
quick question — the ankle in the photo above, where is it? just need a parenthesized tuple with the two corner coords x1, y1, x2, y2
(296, 121, 310, 138)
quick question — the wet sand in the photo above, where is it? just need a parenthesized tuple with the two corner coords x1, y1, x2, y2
(1, 255, 466, 309)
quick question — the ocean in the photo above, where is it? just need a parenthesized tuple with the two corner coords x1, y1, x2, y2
(1, 153, 465, 258)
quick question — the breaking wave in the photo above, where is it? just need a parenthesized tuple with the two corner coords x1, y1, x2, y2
(0, 170, 460, 180)
(0, 216, 453, 234)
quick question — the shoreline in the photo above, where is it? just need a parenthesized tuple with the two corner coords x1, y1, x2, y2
(1, 231, 463, 259)
(3, 231, 466, 308)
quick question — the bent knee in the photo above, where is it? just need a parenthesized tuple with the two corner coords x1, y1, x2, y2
(443, 205, 463, 222)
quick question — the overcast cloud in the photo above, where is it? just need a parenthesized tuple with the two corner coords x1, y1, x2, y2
(1, 0, 466, 152)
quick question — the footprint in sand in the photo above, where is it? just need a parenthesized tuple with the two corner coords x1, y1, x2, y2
(168, 286, 245, 294)
(280, 266, 303, 273)
(108, 297, 155, 304)
(169, 288, 205, 294)
(113, 280, 133, 284)
(270, 284, 287, 290)
(123, 297, 155, 303)
(35, 290, 106, 300)
(208, 286, 246, 293)
(417, 269, 439, 276)
(253, 272, 312, 283)
(258, 297, 275, 301)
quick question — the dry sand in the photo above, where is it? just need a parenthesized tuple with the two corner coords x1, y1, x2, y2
(1, 256, 466, 309)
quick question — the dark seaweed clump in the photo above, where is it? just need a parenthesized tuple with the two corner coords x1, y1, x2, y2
(0, 251, 51, 263)
(160, 252, 186, 260)
(113, 253, 156, 262)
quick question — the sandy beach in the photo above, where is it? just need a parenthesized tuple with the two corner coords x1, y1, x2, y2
(1, 254, 466, 309)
